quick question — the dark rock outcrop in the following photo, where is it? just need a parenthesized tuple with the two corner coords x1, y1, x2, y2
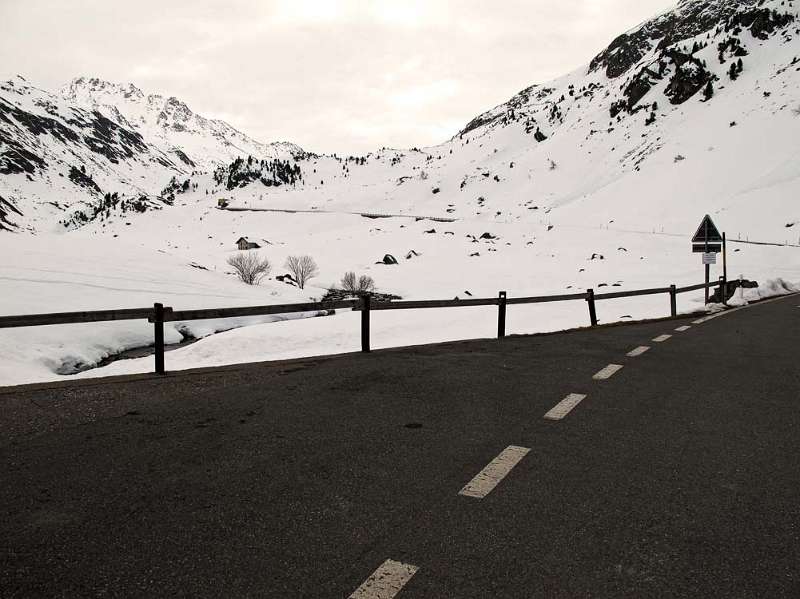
(0, 195, 22, 231)
(663, 50, 713, 105)
(590, 0, 745, 79)
(732, 7, 795, 40)
(710, 278, 759, 303)
(321, 289, 402, 302)
(68, 166, 101, 192)
(0, 136, 45, 175)
(276, 273, 298, 286)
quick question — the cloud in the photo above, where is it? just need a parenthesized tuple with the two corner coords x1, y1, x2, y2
(0, 0, 674, 155)
(388, 80, 460, 110)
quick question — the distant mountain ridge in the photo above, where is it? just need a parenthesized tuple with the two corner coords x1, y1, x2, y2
(0, 75, 304, 231)
(61, 77, 302, 169)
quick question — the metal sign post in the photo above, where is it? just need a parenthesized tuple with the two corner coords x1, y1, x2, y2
(705, 238, 710, 303)
(691, 215, 723, 304)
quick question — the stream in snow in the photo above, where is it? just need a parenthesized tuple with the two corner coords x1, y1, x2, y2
(55, 310, 337, 376)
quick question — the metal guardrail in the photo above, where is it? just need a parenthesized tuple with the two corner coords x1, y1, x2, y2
(0, 279, 726, 375)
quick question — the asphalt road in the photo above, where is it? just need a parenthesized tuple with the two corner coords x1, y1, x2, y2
(1, 294, 799, 598)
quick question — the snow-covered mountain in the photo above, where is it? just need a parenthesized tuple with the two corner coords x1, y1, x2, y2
(197, 0, 799, 240)
(0, 76, 304, 232)
(1, 0, 798, 237)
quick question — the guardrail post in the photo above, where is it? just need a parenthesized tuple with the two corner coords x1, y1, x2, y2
(586, 289, 598, 327)
(722, 232, 728, 290)
(361, 294, 371, 353)
(669, 285, 677, 317)
(153, 302, 165, 375)
(498, 291, 507, 339)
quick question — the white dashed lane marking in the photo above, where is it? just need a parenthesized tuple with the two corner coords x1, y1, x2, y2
(693, 311, 729, 324)
(349, 560, 419, 599)
(627, 346, 650, 357)
(593, 364, 623, 380)
(544, 394, 587, 421)
(652, 334, 672, 342)
(675, 325, 691, 332)
(459, 446, 530, 499)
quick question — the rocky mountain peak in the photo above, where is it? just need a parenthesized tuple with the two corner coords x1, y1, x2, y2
(63, 77, 145, 103)
(589, 0, 796, 80)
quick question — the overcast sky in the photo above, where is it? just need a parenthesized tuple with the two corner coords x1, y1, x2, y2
(1, 0, 674, 154)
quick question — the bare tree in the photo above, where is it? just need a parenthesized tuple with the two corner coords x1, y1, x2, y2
(341, 271, 375, 296)
(227, 252, 272, 285)
(285, 255, 319, 290)
(341, 271, 358, 294)
(357, 275, 375, 294)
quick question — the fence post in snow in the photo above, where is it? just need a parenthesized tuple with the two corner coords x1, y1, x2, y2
(669, 285, 677, 317)
(586, 289, 598, 327)
(153, 302, 165, 375)
(498, 291, 507, 339)
(361, 294, 371, 353)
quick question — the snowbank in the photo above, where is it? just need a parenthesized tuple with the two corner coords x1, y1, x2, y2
(727, 278, 800, 306)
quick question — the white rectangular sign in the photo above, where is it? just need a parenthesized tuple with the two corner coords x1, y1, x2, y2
(702, 252, 717, 265)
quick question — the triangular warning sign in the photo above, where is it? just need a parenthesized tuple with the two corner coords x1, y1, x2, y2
(692, 215, 723, 243)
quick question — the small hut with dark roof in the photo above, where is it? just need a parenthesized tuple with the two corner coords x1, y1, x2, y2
(236, 237, 261, 250)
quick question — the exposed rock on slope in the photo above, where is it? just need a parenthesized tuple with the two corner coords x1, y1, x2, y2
(0, 195, 22, 231)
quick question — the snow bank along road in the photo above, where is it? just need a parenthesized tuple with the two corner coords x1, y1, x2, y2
(1, 294, 799, 598)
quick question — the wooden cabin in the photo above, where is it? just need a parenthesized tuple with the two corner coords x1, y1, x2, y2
(236, 237, 261, 250)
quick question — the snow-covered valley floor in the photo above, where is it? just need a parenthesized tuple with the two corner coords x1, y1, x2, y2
(2, 203, 798, 387)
